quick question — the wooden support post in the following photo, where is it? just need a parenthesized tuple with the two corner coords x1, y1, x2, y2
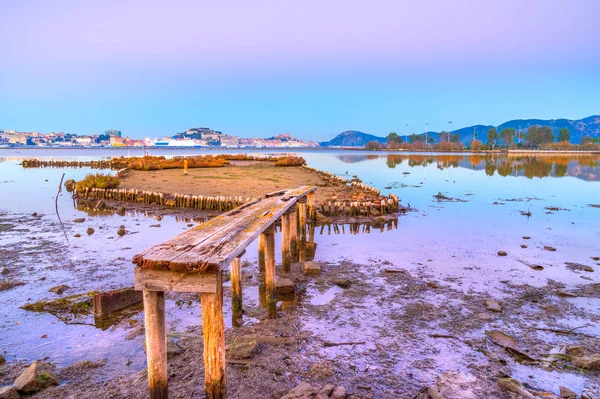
(258, 234, 266, 274)
(200, 271, 226, 399)
(290, 206, 298, 262)
(298, 201, 307, 236)
(183, 159, 188, 175)
(143, 291, 168, 399)
(261, 225, 277, 319)
(230, 256, 243, 327)
(281, 213, 291, 273)
(307, 192, 315, 220)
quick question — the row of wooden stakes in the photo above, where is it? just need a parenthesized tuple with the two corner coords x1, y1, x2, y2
(22, 159, 114, 168)
(319, 196, 401, 216)
(78, 187, 252, 212)
(301, 165, 382, 195)
(78, 187, 402, 216)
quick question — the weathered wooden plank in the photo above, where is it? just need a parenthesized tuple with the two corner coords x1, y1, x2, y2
(132, 197, 263, 268)
(133, 186, 316, 273)
(93, 287, 142, 316)
(201, 272, 226, 399)
(143, 291, 168, 399)
(134, 267, 218, 293)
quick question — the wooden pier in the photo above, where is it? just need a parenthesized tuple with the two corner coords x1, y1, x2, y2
(132, 186, 317, 398)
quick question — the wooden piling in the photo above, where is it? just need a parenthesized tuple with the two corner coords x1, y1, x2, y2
(230, 257, 243, 327)
(289, 206, 298, 262)
(307, 192, 315, 220)
(258, 234, 266, 274)
(298, 201, 307, 237)
(281, 213, 291, 273)
(200, 271, 226, 399)
(183, 159, 188, 175)
(143, 291, 168, 399)
(262, 225, 277, 319)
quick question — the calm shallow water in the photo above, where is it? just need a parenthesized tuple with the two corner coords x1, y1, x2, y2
(1, 148, 600, 390)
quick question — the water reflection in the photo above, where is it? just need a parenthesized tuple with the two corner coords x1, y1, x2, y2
(338, 154, 600, 181)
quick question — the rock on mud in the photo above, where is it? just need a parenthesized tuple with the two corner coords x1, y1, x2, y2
(416, 371, 488, 399)
(227, 341, 260, 360)
(13, 361, 59, 394)
(308, 360, 336, 379)
(0, 386, 20, 399)
(329, 386, 347, 399)
(315, 384, 335, 399)
(484, 298, 502, 312)
(572, 355, 600, 370)
(280, 382, 319, 399)
(49, 285, 69, 295)
(333, 279, 352, 289)
(497, 251, 507, 256)
(276, 278, 295, 295)
(304, 261, 322, 275)
(559, 386, 577, 399)
(86, 228, 95, 235)
(544, 246, 557, 251)
(73, 218, 85, 223)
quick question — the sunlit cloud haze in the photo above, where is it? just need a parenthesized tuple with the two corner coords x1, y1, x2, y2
(1, 0, 599, 140)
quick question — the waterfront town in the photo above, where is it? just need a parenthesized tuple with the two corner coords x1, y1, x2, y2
(0, 127, 320, 148)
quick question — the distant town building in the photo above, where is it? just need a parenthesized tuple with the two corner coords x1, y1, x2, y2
(75, 136, 93, 145)
(109, 136, 125, 146)
(105, 129, 122, 137)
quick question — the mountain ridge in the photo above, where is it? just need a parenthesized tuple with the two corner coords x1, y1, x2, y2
(321, 116, 600, 146)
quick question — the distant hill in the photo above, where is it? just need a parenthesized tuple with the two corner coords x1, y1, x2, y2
(320, 130, 387, 147)
(321, 116, 600, 146)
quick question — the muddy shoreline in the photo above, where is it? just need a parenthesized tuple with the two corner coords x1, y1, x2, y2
(3, 246, 600, 398)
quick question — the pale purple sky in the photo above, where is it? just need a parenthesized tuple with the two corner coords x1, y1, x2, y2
(1, 0, 599, 139)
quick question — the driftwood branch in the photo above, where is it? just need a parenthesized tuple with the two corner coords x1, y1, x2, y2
(323, 341, 366, 347)
(55, 173, 69, 244)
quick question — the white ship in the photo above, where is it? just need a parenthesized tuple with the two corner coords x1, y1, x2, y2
(149, 139, 200, 147)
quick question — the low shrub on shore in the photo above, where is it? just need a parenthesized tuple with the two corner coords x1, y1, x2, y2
(126, 155, 227, 170)
(75, 173, 120, 192)
(274, 156, 306, 166)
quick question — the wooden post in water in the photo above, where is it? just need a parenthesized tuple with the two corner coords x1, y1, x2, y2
(307, 192, 315, 220)
(258, 234, 266, 274)
(261, 224, 277, 319)
(142, 291, 168, 399)
(289, 205, 298, 262)
(200, 271, 226, 399)
(281, 213, 291, 273)
(297, 198, 307, 264)
(230, 256, 243, 327)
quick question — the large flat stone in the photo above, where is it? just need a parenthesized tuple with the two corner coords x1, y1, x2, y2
(304, 261, 322, 275)
(276, 278, 295, 294)
(13, 361, 58, 394)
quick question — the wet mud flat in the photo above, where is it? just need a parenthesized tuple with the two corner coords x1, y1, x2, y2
(3, 247, 600, 398)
